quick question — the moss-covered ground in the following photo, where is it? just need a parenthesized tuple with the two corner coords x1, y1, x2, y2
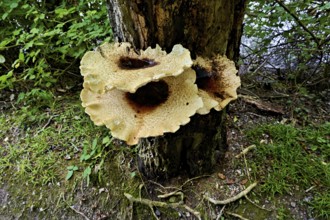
(0, 76, 329, 219)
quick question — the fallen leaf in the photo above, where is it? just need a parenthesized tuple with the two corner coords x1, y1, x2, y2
(218, 173, 226, 180)
(240, 179, 248, 185)
(226, 179, 235, 185)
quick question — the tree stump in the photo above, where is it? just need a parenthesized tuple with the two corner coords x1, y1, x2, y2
(106, 0, 247, 178)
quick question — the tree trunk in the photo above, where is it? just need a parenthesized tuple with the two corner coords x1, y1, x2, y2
(106, 0, 247, 178)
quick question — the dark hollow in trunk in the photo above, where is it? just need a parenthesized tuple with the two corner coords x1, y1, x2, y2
(106, 0, 247, 179)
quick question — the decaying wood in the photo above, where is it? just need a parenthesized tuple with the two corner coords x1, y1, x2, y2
(107, 0, 247, 60)
(241, 95, 285, 114)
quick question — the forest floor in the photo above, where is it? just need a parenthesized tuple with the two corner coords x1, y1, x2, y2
(0, 73, 329, 220)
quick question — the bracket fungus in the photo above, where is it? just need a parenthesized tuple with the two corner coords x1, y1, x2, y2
(81, 69, 203, 145)
(193, 56, 241, 115)
(80, 42, 193, 93)
(80, 43, 240, 145)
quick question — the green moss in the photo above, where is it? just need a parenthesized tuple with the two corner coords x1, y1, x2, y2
(245, 122, 330, 218)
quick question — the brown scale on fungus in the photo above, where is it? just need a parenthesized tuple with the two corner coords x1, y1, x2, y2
(125, 80, 169, 112)
(118, 57, 159, 69)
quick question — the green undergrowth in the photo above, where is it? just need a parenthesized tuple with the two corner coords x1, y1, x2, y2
(0, 91, 143, 218)
(246, 122, 330, 218)
(0, 92, 123, 187)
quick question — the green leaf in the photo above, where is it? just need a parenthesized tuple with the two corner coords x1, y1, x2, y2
(67, 165, 74, 170)
(2, 12, 9, 20)
(0, 39, 12, 48)
(65, 170, 74, 180)
(317, 137, 327, 144)
(13, 29, 21, 36)
(319, 3, 330, 10)
(0, 55, 5, 63)
(24, 41, 34, 50)
(10, 2, 18, 9)
(311, 145, 318, 151)
(67, 165, 78, 171)
(19, 52, 25, 61)
(81, 154, 91, 161)
(30, 28, 39, 34)
(83, 166, 92, 178)
(92, 138, 98, 149)
(102, 136, 110, 144)
(130, 171, 136, 178)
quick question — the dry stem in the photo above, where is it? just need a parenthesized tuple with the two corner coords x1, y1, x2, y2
(204, 182, 258, 205)
(235, 145, 256, 158)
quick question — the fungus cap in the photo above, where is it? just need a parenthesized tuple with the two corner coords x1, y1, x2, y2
(80, 42, 193, 93)
(194, 56, 240, 114)
(81, 69, 203, 145)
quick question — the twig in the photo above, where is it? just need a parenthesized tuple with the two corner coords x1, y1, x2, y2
(149, 180, 179, 191)
(35, 115, 58, 136)
(216, 205, 226, 220)
(181, 175, 210, 188)
(158, 191, 184, 201)
(204, 182, 258, 205)
(69, 206, 90, 220)
(305, 185, 316, 193)
(251, 60, 267, 75)
(244, 195, 272, 212)
(226, 211, 250, 220)
(235, 145, 257, 158)
(183, 204, 201, 219)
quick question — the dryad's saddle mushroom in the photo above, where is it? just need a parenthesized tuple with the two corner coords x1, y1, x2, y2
(80, 42, 192, 93)
(193, 55, 241, 115)
(80, 43, 240, 145)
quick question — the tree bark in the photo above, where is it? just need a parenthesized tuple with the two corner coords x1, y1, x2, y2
(106, 0, 247, 178)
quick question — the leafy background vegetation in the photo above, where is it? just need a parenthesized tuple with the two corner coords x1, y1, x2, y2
(0, 0, 329, 219)
(0, 0, 111, 91)
(242, 0, 329, 89)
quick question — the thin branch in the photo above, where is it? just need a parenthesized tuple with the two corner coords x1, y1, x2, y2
(274, 0, 320, 46)
(35, 115, 59, 136)
(216, 205, 226, 220)
(226, 211, 250, 220)
(235, 145, 257, 159)
(204, 182, 258, 205)
(69, 206, 90, 220)
(244, 195, 272, 212)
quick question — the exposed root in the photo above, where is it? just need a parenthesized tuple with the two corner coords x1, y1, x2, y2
(124, 193, 201, 220)
(154, 175, 209, 199)
(235, 145, 256, 158)
(158, 191, 184, 201)
(204, 182, 258, 205)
